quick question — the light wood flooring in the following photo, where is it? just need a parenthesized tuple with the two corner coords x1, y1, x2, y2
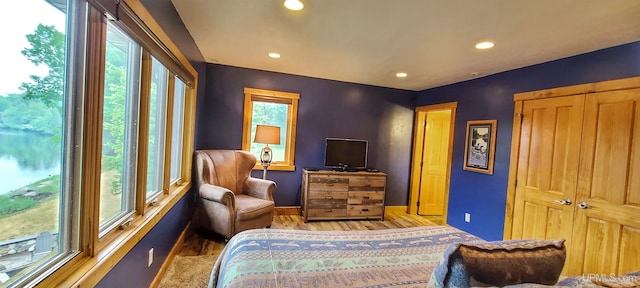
(176, 209, 445, 257)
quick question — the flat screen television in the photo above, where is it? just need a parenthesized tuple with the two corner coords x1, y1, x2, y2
(324, 138, 368, 169)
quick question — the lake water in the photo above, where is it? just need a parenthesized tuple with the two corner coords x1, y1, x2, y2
(0, 130, 61, 195)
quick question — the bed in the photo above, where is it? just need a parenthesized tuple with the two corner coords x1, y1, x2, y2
(209, 225, 480, 288)
(209, 226, 640, 288)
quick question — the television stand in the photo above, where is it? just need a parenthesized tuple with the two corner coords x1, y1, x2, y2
(301, 169, 387, 222)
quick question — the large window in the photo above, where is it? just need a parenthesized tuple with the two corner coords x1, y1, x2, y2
(242, 88, 299, 171)
(99, 22, 140, 234)
(0, 0, 197, 286)
(0, 0, 77, 286)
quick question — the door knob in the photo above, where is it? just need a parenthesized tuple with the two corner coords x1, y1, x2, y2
(553, 198, 572, 205)
(578, 202, 589, 209)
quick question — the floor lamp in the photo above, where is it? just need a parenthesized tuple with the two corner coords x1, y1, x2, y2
(254, 125, 281, 180)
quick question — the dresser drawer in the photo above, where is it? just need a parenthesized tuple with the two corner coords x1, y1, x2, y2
(347, 205, 383, 217)
(309, 191, 348, 200)
(349, 177, 385, 191)
(308, 208, 348, 218)
(347, 191, 384, 205)
(309, 176, 349, 191)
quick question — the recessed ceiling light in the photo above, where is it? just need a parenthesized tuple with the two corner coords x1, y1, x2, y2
(284, 0, 304, 11)
(475, 41, 495, 50)
(268, 53, 281, 58)
(470, 72, 481, 76)
(396, 72, 408, 78)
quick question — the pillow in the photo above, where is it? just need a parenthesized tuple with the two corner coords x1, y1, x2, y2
(428, 239, 566, 287)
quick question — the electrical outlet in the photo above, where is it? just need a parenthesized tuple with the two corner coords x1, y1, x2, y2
(464, 213, 471, 223)
(148, 248, 154, 267)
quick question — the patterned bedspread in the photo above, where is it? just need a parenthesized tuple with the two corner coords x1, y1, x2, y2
(209, 226, 481, 288)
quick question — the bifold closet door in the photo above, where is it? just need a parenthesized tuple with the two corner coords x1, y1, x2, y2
(512, 96, 584, 245)
(569, 89, 640, 275)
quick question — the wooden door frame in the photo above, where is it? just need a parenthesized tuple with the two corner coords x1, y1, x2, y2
(408, 102, 457, 219)
(503, 76, 640, 239)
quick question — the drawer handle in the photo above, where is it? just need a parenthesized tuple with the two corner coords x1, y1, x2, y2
(326, 183, 335, 186)
(363, 196, 370, 199)
(325, 196, 333, 200)
(325, 209, 333, 212)
(361, 208, 369, 212)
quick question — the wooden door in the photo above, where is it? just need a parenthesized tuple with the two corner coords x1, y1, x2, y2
(569, 89, 640, 275)
(418, 110, 451, 215)
(512, 96, 584, 247)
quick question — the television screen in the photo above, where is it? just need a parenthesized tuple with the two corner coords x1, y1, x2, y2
(324, 138, 368, 168)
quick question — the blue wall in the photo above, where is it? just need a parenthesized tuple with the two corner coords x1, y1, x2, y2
(199, 64, 416, 206)
(96, 198, 191, 288)
(416, 41, 640, 240)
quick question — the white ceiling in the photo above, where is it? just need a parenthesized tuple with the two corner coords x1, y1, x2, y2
(172, 0, 640, 91)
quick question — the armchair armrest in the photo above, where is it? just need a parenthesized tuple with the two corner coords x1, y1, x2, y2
(244, 177, 276, 201)
(199, 184, 235, 205)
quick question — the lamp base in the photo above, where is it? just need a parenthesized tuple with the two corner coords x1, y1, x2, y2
(260, 145, 272, 180)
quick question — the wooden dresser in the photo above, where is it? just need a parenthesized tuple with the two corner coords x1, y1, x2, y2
(301, 169, 387, 222)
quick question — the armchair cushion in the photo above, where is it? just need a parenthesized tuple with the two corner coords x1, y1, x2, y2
(235, 195, 275, 220)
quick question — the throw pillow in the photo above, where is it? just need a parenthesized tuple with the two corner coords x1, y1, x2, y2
(428, 239, 566, 287)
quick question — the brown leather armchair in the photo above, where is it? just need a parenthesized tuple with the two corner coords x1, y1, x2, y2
(193, 150, 276, 239)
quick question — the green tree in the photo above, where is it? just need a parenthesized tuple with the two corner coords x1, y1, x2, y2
(101, 41, 128, 195)
(20, 24, 65, 108)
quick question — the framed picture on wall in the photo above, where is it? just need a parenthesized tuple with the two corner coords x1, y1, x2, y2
(463, 119, 497, 175)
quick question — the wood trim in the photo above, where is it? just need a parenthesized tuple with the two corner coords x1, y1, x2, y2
(244, 87, 300, 99)
(241, 92, 253, 151)
(385, 206, 408, 214)
(252, 164, 296, 171)
(136, 50, 153, 214)
(82, 7, 108, 257)
(122, 0, 197, 78)
(503, 101, 524, 239)
(287, 97, 299, 168)
(149, 221, 191, 288)
(514, 76, 640, 101)
(163, 73, 176, 194)
(53, 184, 192, 288)
(274, 206, 300, 216)
(415, 102, 458, 112)
(181, 83, 196, 184)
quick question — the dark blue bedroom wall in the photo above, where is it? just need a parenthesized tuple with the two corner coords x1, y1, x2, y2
(96, 198, 191, 288)
(416, 41, 640, 241)
(96, 1, 206, 287)
(199, 64, 416, 206)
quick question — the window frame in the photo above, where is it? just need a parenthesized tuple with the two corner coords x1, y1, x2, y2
(29, 0, 199, 287)
(241, 87, 299, 171)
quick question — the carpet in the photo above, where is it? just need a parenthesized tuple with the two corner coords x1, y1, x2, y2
(158, 255, 217, 288)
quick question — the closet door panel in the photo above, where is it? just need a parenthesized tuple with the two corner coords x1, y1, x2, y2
(573, 89, 640, 275)
(512, 96, 584, 246)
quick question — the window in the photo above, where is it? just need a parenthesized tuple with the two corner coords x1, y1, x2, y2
(242, 88, 299, 171)
(146, 57, 169, 201)
(170, 77, 186, 183)
(0, 0, 80, 286)
(99, 22, 141, 234)
(0, 0, 198, 286)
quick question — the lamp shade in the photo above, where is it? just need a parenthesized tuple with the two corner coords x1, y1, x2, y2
(254, 125, 281, 145)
